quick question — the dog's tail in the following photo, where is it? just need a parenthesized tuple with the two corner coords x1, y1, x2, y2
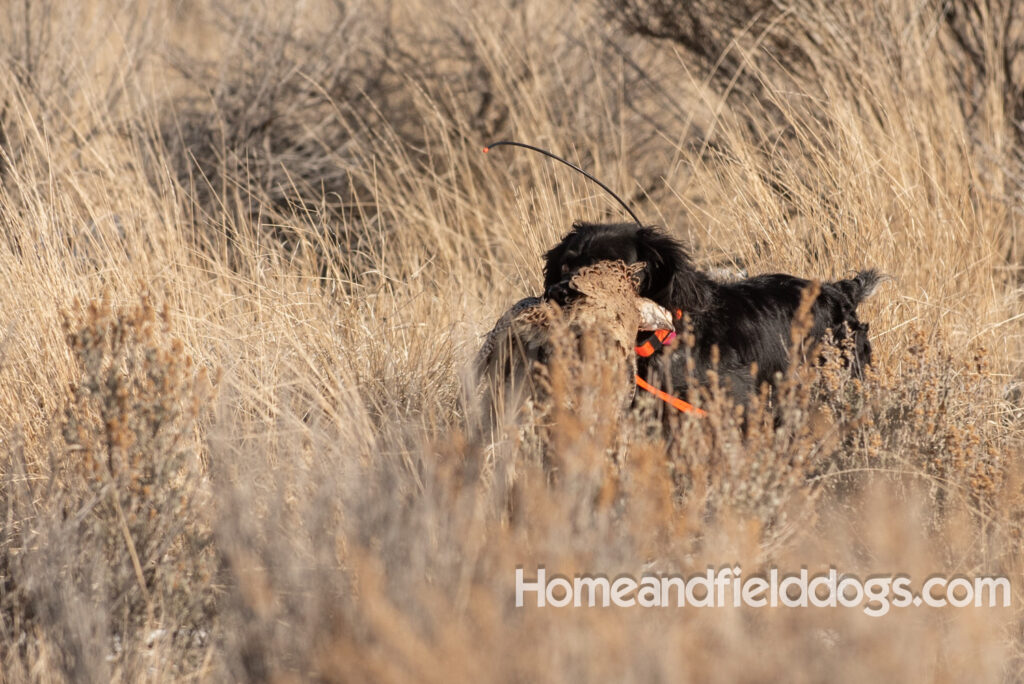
(836, 269, 890, 305)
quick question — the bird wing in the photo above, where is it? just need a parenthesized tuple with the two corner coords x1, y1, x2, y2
(475, 296, 544, 378)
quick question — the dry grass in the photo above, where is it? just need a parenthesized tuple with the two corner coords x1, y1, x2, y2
(1, 0, 1024, 681)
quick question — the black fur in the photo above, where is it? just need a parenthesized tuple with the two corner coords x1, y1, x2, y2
(543, 222, 883, 401)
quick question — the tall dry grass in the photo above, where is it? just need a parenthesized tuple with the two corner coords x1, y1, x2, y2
(1, 0, 1023, 681)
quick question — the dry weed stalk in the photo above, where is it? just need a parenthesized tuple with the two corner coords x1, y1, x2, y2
(0, 0, 1022, 680)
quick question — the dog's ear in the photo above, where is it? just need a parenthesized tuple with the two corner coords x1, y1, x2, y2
(633, 227, 668, 293)
(634, 227, 708, 312)
(542, 226, 579, 291)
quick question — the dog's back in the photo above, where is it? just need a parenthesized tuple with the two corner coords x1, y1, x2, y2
(665, 269, 885, 398)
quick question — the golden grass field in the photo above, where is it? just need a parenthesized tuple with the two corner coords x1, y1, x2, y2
(2, 0, 1024, 680)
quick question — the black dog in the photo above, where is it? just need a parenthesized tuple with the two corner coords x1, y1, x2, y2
(542, 222, 883, 402)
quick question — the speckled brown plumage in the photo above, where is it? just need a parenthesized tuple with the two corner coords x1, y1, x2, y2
(475, 260, 674, 429)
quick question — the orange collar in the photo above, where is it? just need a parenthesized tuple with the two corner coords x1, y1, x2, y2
(633, 309, 701, 415)
(634, 309, 683, 357)
(635, 328, 676, 357)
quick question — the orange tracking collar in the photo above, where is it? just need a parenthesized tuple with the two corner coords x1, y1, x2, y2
(633, 309, 704, 416)
(634, 309, 683, 357)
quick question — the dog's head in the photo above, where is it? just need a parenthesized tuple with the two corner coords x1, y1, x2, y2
(542, 222, 709, 312)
